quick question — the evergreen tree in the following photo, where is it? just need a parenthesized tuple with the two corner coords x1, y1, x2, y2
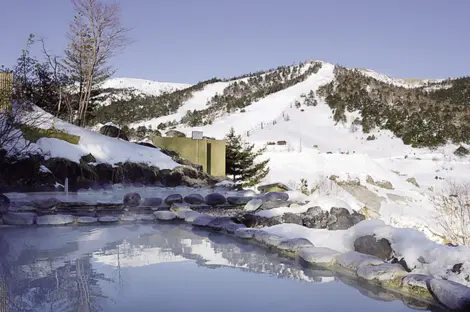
(225, 127, 269, 187)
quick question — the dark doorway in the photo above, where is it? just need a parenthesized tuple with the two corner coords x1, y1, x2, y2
(206, 143, 212, 175)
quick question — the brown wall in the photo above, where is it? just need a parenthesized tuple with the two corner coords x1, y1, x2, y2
(152, 136, 226, 177)
(0, 72, 12, 111)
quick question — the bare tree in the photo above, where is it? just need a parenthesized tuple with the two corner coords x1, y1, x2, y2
(63, 0, 130, 126)
(39, 39, 67, 118)
(433, 181, 470, 246)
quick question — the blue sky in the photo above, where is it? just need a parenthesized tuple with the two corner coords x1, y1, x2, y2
(2, 0, 469, 83)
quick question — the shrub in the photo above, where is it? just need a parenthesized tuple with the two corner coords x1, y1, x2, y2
(20, 125, 80, 145)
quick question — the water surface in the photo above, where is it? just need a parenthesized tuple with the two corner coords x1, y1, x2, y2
(0, 224, 445, 312)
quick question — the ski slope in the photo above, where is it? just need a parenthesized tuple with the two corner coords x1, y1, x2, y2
(120, 60, 468, 241)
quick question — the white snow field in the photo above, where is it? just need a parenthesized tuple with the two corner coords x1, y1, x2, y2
(121, 60, 470, 242)
(10, 104, 178, 169)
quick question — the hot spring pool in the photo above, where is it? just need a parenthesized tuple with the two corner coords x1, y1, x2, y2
(0, 224, 446, 311)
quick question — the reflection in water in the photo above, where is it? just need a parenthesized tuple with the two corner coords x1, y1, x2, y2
(0, 224, 445, 312)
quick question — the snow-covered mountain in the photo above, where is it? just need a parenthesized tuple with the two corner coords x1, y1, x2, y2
(96, 77, 192, 106)
(93, 60, 470, 242)
(102, 77, 192, 96)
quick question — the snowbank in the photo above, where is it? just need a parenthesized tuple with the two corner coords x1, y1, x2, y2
(13, 105, 178, 169)
(264, 220, 470, 286)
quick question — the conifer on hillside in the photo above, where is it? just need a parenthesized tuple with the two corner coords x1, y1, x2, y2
(225, 127, 269, 187)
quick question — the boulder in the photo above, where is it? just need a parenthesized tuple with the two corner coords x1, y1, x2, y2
(183, 211, 203, 222)
(328, 215, 354, 230)
(80, 153, 96, 164)
(336, 251, 384, 271)
(257, 182, 291, 193)
(226, 196, 253, 205)
(354, 235, 393, 260)
(259, 200, 291, 210)
(234, 228, 259, 239)
(206, 217, 233, 231)
(277, 238, 314, 252)
(350, 212, 366, 224)
(205, 193, 226, 206)
(165, 194, 183, 205)
(330, 207, 350, 217)
(0, 194, 10, 213)
(2, 212, 37, 225)
(356, 263, 407, 281)
(429, 278, 470, 311)
(244, 198, 263, 212)
(281, 213, 303, 225)
(99, 216, 119, 223)
(142, 197, 163, 207)
(263, 192, 289, 202)
(192, 215, 216, 227)
(298, 247, 341, 265)
(32, 198, 59, 210)
(253, 231, 283, 247)
(99, 124, 128, 141)
(301, 207, 330, 229)
(400, 274, 432, 296)
(36, 214, 75, 226)
(77, 216, 98, 224)
(123, 192, 141, 207)
(236, 213, 281, 228)
(154, 211, 177, 221)
(184, 194, 205, 205)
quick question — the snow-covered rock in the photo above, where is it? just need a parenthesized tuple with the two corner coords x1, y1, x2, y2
(298, 247, 341, 265)
(2, 212, 37, 225)
(336, 251, 384, 271)
(354, 235, 393, 260)
(356, 263, 407, 281)
(183, 211, 203, 222)
(192, 215, 216, 226)
(244, 198, 263, 211)
(277, 238, 314, 252)
(429, 279, 470, 311)
(253, 231, 283, 247)
(36, 214, 75, 226)
(154, 211, 177, 221)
